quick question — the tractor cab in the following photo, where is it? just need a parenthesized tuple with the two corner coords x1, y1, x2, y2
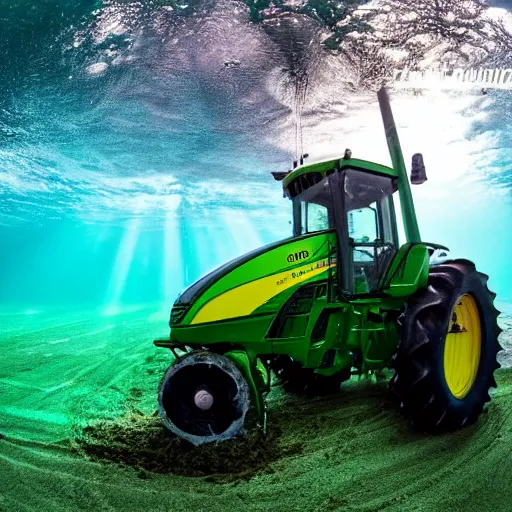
(274, 146, 433, 303)
(283, 158, 399, 297)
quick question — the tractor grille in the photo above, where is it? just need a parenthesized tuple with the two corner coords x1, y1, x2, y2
(269, 283, 327, 338)
(169, 305, 188, 327)
(287, 287, 315, 315)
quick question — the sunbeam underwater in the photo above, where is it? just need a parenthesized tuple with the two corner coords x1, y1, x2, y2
(0, 1, 511, 314)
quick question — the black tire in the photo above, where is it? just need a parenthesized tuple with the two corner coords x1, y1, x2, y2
(390, 259, 502, 432)
(158, 351, 252, 445)
(271, 356, 350, 395)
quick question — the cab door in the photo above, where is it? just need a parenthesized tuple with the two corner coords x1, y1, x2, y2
(347, 197, 398, 294)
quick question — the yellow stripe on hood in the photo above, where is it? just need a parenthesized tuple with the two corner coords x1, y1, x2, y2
(191, 259, 334, 325)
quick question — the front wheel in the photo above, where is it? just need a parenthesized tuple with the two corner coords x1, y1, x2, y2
(157, 351, 252, 445)
(390, 259, 502, 432)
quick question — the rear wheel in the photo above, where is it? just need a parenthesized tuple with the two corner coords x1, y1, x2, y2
(390, 259, 502, 432)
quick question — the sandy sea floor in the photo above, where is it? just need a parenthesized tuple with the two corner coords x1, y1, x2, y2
(1, 305, 511, 512)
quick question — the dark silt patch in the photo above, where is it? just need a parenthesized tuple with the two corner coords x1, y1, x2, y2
(74, 410, 303, 479)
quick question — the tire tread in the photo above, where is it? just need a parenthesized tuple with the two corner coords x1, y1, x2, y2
(390, 259, 502, 432)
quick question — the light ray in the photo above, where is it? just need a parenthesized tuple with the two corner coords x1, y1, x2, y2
(102, 217, 142, 316)
(163, 210, 184, 308)
(219, 208, 263, 258)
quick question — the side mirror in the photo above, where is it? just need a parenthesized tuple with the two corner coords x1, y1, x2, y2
(411, 153, 427, 185)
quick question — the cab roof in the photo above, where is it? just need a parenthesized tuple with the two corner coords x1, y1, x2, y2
(281, 156, 397, 190)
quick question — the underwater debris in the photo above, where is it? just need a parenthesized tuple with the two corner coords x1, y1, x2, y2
(224, 59, 241, 68)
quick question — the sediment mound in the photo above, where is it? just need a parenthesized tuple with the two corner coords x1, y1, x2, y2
(75, 410, 302, 478)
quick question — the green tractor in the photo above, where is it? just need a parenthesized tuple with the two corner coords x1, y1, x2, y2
(153, 88, 502, 445)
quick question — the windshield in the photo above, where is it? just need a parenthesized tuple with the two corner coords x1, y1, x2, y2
(290, 168, 398, 294)
(291, 174, 335, 236)
(291, 169, 396, 235)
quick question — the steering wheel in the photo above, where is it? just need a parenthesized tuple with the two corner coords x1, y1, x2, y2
(375, 243, 396, 274)
(354, 248, 374, 259)
(376, 242, 395, 253)
(351, 240, 395, 259)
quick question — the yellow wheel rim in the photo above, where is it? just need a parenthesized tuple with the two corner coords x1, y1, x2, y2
(443, 294, 482, 399)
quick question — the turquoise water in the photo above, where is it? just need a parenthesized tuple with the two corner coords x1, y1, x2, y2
(1, 0, 511, 315)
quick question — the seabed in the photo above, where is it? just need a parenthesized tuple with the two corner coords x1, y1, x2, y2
(1, 307, 511, 511)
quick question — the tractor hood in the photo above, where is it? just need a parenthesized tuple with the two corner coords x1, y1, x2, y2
(171, 231, 337, 327)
